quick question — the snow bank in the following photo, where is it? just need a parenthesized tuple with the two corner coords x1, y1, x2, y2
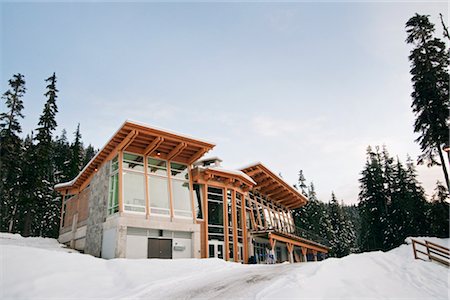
(1, 233, 448, 299)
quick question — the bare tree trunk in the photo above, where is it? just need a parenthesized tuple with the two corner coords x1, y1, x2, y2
(437, 146, 450, 190)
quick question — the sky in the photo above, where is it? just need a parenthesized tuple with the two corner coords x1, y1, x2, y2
(1, 1, 448, 204)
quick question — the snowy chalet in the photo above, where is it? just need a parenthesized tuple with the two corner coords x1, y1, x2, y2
(55, 121, 329, 263)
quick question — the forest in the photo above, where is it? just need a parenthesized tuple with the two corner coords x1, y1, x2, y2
(0, 13, 448, 256)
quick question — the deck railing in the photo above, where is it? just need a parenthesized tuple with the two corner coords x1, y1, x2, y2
(411, 239, 449, 267)
(251, 220, 331, 248)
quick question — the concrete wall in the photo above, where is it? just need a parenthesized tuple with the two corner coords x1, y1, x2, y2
(85, 161, 110, 257)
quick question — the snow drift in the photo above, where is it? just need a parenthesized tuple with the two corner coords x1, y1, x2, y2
(1, 233, 448, 299)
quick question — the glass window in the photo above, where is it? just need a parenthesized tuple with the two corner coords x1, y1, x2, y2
(148, 176, 170, 215)
(148, 157, 167, 176)
(123, 171, 145, 213)
(108, 173, 119, 215)
(193, 184, 203, 219)
(170, 162, 189, 180)
(172, 180, 192, 217)
(111, 156, 119, 172)
(208, 201, 223, 225)
(123, 153, 144, 172)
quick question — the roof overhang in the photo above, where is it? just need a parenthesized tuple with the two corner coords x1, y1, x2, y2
(192, 166, 256, 191)
(240, 162, 308, 209)
(55, 120, 215, 192)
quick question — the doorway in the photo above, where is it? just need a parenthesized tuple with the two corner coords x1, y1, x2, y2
(208, 240, 224, 259)
(148, 238, 172, 259)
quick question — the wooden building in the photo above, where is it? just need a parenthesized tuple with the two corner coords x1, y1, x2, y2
(55, 121, 329, 263)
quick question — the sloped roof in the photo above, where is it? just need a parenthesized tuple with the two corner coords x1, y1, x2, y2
(55, 120, 215, 191)
(241, 162, 308, 209)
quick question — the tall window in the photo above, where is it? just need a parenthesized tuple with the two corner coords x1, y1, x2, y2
(108, 156, 119, 215)
(122, 153, 146, 213)
(193, 184, 203, 220)
(207, 187, 224, 241)
(170, 162, 192, 218)
(148, 157, 170, 216)
(227, 190, 234, 260)
(236, 192, 244, 262)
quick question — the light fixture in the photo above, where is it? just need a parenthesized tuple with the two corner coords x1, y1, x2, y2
(156, 151, 161, 156)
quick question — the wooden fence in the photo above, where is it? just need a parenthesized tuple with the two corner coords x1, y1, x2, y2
(411, 239, 449, 267)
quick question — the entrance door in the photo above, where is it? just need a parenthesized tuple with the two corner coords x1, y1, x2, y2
(208, 240, 224, 259)
(148, 238, 173, 259)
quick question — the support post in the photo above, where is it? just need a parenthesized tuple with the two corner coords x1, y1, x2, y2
(301, 247, 307, 262)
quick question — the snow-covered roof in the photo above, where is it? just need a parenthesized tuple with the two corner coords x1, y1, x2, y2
(55, 120, 215, 191)
(200, 166, 257, 186)
(240, 162, 308, 209)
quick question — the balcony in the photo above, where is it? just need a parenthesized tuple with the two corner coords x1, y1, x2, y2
(250, 221, 330, 252)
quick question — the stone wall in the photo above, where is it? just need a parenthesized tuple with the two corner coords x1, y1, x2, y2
(84, 161, 110, 257)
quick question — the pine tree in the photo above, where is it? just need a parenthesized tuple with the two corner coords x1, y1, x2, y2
(0, 73, 26, 232)
(53, 129, 71, 183)
(83, 144, 96, 167)
(426, 181, 449, 237)
(297, 170, 308, 196)
(406, 14, 450, 189)
(358, 146, 389, 251)
(18, 133, 38, 235)
(293, 182, 332, 245)
(28, 73, 60, 237)
(328, 192, 356, 257)
(68, 123, 84, 179)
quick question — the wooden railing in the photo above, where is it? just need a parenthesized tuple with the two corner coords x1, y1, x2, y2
(411, 239, 449, 267)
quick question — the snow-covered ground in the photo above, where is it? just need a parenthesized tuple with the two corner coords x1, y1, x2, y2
(0, 233, 448, 299)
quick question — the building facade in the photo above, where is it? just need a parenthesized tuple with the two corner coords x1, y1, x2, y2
(55, 121, 329, 263)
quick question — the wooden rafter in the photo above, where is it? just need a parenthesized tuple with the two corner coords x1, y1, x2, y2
(117, 130, 138, 151)
(268, 188, 290, 198)
(144, 137, 164, 156)
(167, 142, 187, 161)
(189, 148, 208, 164)
(245, 168, 263, 177)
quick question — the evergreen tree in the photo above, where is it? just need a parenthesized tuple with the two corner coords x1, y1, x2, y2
(426, 181, 449, 237)
(297, 170, 308, 196)
(406, 14, 450, 189)
(18, 134, 38, 235)
(53, 129, 71, 183)
(328, 192, 356, 257)
(293, 182, 332, 243)
(358, 146, 389, 251)
(68, 123, 84, 179)
(29, 73, 60, 237)
(0, 73, 26, 232)
(83, 144, 96, 167)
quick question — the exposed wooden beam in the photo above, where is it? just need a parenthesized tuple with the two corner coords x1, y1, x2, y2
(117, 130, 138, 151)
(255, 178, 275, 190)
(189, 148, 208, 164)
(167, 142, 187, 161)
(266, 186, 285, 197)
(245, 168, 263, 178)
(144, 137, 164, 156)
(271, 190, 292, 200)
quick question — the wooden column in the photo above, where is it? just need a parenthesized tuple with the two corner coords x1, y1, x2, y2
(242, 192, 249, 263)
(144, 155, 150, 219)
(203, 184, 209, 258)
(287, 243, 294, 264)
(301, 247, 307, 262)
(167, 161, 174, 219)
(312, 249, 318, 262)
(224, 187, 229, 261)
(118, 151, 124, 213)
(188, 165, 196, 221)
